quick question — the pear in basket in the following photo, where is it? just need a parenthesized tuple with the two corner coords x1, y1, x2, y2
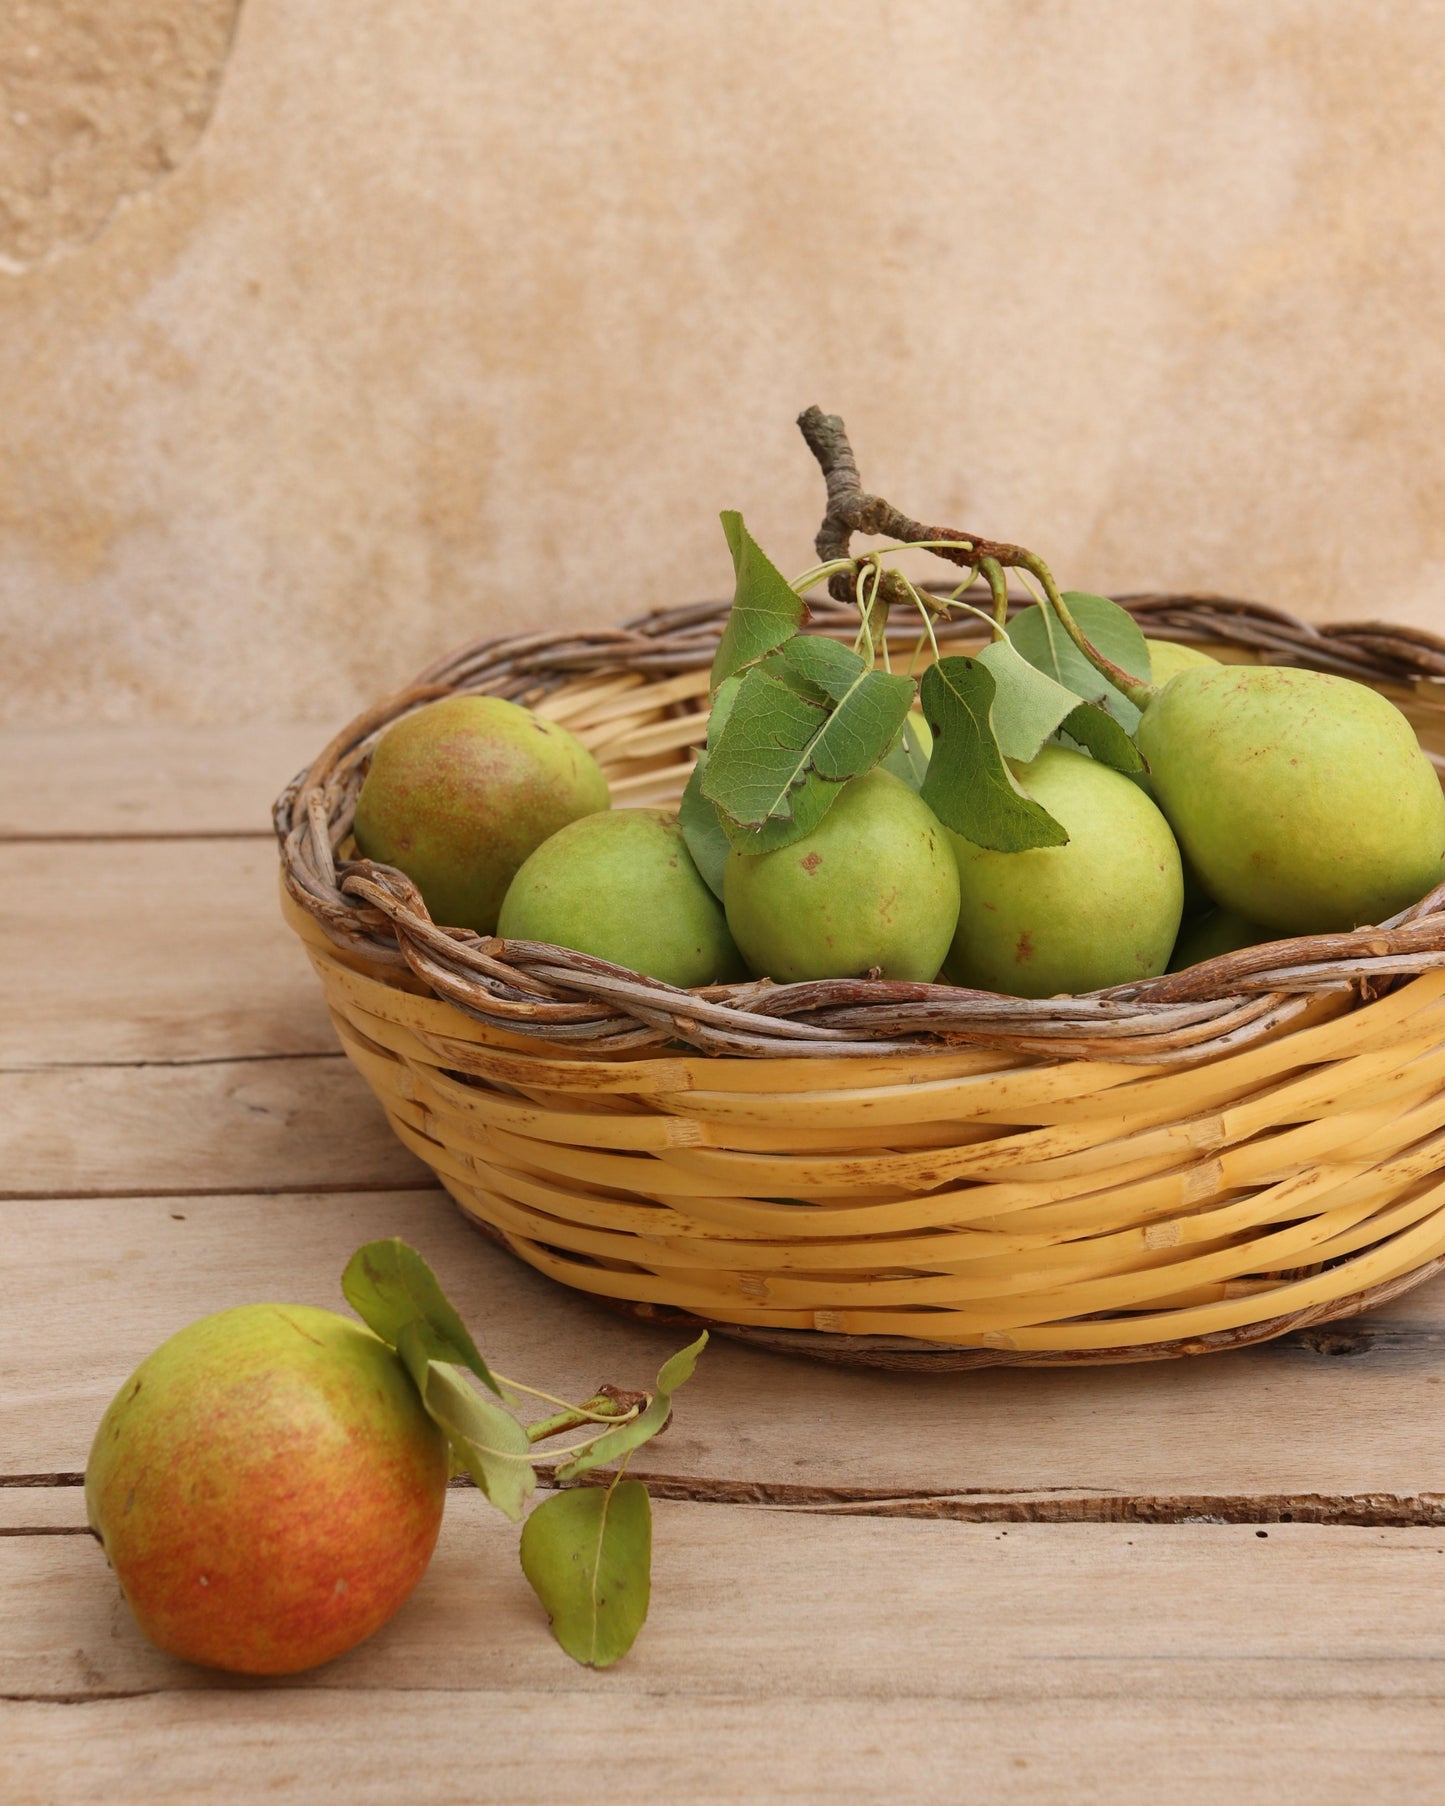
(723, 768, 960, 983)
(499, 808, 747, 988)
(1168, 905, 1270, 972)
(1145, 638, 1219, 684)
(354, 695, 610, 934)
(1135, 666, 1445, 935)
(943, 745, 1184, 998)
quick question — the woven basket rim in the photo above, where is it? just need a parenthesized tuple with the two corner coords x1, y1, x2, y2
(275, 593, 1445, 1068)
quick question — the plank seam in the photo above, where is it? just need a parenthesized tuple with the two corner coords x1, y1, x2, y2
(7, 1473, 1445, 1528)
(1, 1052, 346, 1075)
(0, 831, 274, 845)
(0, 1180, 443, 1202)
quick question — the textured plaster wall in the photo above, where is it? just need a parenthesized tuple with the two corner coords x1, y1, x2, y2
(1, 0, 1443, 726)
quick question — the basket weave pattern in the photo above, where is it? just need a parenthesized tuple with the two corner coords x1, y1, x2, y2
(277, 596, 1445, 1366)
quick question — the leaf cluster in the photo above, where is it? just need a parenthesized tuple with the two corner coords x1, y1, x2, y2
(680, 516, 1152, 886)
(342, 1238, 705, 1668)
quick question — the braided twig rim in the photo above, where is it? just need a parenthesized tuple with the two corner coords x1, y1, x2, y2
(275, 595, 1445, 1066)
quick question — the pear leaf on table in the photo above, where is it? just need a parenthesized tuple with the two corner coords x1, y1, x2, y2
(918, 656, 1069, 852)
(520, 1480, 652, 1669)
(702, 637, 915, 853)
(397, 1324, 536, 1523)
(1008, 592, 1151, 733)
(710, 512, 807, 694)
(341, 1237, 500, 1395)
(977, 638, 1143, 774)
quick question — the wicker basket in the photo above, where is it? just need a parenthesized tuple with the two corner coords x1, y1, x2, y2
(276, 594, 1445, 1369)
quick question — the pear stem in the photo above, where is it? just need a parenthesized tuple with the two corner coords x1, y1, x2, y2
(525, 1389, 646, 1445)
(1016, 551, 1157, 709)
(978, 558, 1010, 641)
(797, 405, 1162, 709)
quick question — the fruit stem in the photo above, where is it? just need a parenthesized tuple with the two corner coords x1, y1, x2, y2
(1018, 551, 1157, 708)
(525, 1391, 645, 1445)
(852, 558, 893, 666)
(789, 556, 857, 595)
(900, 577, 943, 667)
(798, 406, 1163, 707)
(978, 558, 1010, 639)
(799, 405, 981, 604)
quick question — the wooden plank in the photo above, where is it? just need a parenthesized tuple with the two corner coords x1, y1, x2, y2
(6, 1190, 1445, 1507)
(12, 1506, 1445, 1698)
(0, 1488, 86, 1532)
(0, 724, 326, 840)
(0, 1067, 432, 1200)
(7, 1694, 1441, 1806)
(3, 1510, 1445, 1804)
(2, 839, 333, 1067)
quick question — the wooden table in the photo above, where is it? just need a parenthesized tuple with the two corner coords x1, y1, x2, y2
(5, 724, 1445, 1803)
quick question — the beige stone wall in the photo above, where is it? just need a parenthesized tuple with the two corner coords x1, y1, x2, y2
(2, 0, 1442, 726)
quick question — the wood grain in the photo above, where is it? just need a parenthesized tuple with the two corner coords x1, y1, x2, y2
(7, 1189, 1445, 1508)
(12, 1501, 1445, 1696)
(2, 839, 334, 1067)
(0, 1489, 86, 1532)
(10, 1694, 1444, 1806)
(4, 1506, 1445, 1803)
(0, 725, 323, 840)
(0, 1064, 431, 1198)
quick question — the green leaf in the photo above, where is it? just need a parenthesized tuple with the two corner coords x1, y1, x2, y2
(976, 639, 1142, 774)
(716, 768, 845, 854)
(703, 662, 827, 818)
(520, 1479, 652, 1668)
(342, 1238, 500, 1396)
(975, 639, 1080, 763)
(880, 713, 933, 791)
(678, 755, 731, 901)
(708, 673, 744, 748)
(554, 1332, 708, 1482)
(1008, 593, 1151, 733)
(774, 632, 873, 700)
(397, 1325, 536, 1523)
(1058, 701, 1144, 772)
(702, 640, 915, 850)
(710, 513, 806, 693)
(918, 657, 1069, 852)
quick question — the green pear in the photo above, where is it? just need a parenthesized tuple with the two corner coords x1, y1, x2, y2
(498, 809, 746, 988)
(353, 696, 610, 934)
(1135, 666, 1445, 934)
(1146, 639, 1219, 684)
(943, 745, 1184, 998)
(723, 769, 960, 982)
(1135, 643, 1219, 919)
(1168, 906, 1270, 973)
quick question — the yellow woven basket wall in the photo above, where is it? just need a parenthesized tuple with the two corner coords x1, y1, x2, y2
(277, 596, 1445, 1369)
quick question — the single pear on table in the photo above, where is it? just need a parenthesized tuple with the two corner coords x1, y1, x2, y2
(86, 1306, 449, 1675)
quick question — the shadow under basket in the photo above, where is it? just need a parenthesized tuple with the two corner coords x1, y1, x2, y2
(276, 594, 1445, 1370)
